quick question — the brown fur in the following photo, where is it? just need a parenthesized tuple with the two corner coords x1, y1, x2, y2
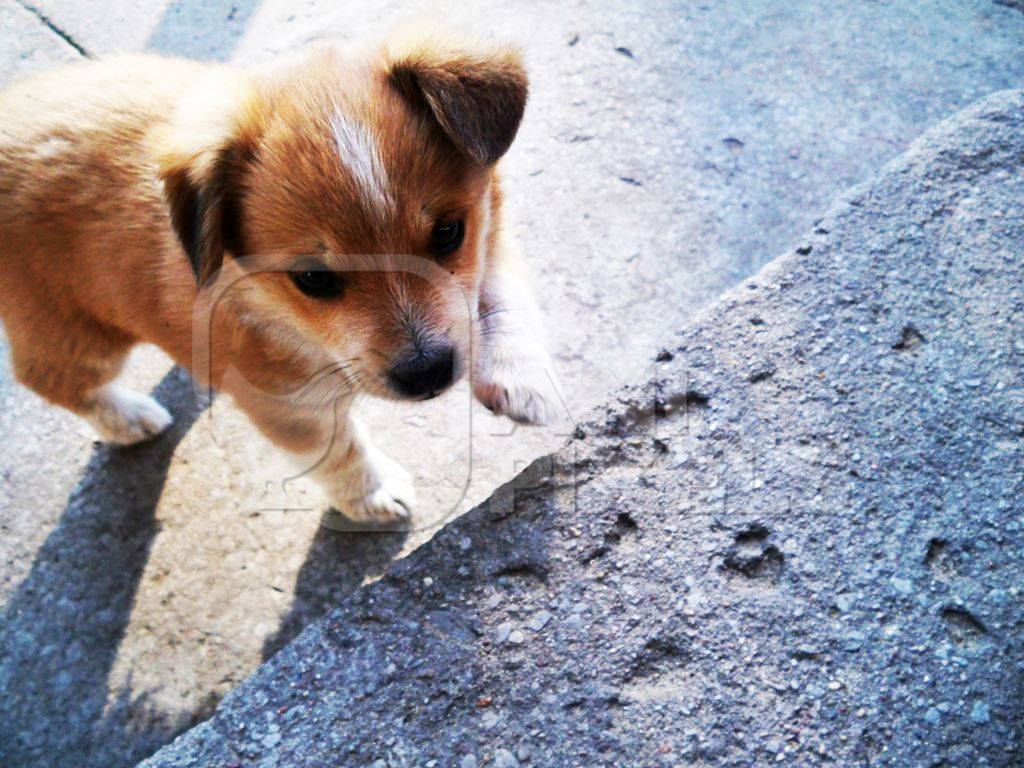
(0, 31, 553, 521)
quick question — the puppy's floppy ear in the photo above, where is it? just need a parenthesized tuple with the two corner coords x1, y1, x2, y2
(161, 147, 250, 285)
(156, 76, 259, 286)
(385, 31, 528, 166)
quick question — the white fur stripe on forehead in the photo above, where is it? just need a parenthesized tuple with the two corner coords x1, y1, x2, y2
(330, 110, 392, 219)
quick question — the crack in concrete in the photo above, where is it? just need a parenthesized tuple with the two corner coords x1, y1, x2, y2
(12, 0, 92, 58)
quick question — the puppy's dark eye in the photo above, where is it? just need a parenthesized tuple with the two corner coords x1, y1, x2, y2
(430, 219, 465, 257)
(290, 262, 345, 299)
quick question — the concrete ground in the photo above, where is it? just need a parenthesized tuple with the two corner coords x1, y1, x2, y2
(0, 1, 1022, 766)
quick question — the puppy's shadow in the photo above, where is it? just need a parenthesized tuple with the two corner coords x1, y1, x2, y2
(0, 364, 410, 767)
(261, 521, 408, 661)
(0, 367, 207, 768)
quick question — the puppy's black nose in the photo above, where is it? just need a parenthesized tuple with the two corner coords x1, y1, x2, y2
(388, 347, 455, 398)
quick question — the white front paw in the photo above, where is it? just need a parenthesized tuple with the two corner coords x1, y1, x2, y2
(327, 446, 415, 525)
(473, 342, 562, 426)
(86, 385, 173, 445)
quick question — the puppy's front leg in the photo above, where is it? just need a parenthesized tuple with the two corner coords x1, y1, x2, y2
(473, 232, 561, 425)
(302, 406, 415, 524)
(232, 385, 415, 524)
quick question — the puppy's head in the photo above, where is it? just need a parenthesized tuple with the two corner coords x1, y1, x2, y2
(159, 31, 527, 401)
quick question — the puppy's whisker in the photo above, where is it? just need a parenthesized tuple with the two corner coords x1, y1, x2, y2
(475, 303, 510, 325)
(312, 369, 364, 416)
(289, 361, 357, 413)
(291, 364, 349, 401)
(479, 325, 514, 341)
(339, 375, 371, 413)
(292, 361, 351, 395)
(312, 385, 344, 416)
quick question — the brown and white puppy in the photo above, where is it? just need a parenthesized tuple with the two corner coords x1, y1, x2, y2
(0, 31, 560, 523)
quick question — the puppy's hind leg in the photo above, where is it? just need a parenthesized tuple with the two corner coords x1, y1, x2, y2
(82, 384, 174, 445)
(7, 315, 172, 445)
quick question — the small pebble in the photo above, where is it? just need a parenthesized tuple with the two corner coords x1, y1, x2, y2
(842, 633, 865, 652)
(970, 701, 990, 723)
(891, 577, 913, 595)
(496, 622, 514, 644)
(262, 732, 281, 749)
(493, 747, 520, 768)
(527, 611, 553, 631)
(482, 711, 500, 729)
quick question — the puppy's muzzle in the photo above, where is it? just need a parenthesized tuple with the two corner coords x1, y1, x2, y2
(388, 346, 456, 399)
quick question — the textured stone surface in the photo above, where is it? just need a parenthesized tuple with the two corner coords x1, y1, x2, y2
(0, 0, 80, 86)
(1, 2, 1023, 767)
(141, 90, 1024, 767)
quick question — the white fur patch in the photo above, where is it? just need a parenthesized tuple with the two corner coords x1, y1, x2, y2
(294, 413, 415, 524)
(85, 385, 173, 445)
(473, 233, 563, 425)
(473, 333, 562, 426)
(330, 111, 391, 220)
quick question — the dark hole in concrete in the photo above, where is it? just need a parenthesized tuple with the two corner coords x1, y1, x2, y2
(581, 545, 609, 564)
(735, 523, 770, 545)
(723, 137, 744, 154)
(655, 390, 710, 418)
(493, 562, 548, 581)
(722, 524, 784, 580)
(893, 324, 926, 351)
(627, 637, 690, 680)
(616, 512, 638, 532)
(940, 605, 988, 642)
(924, 537, 948, 565)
